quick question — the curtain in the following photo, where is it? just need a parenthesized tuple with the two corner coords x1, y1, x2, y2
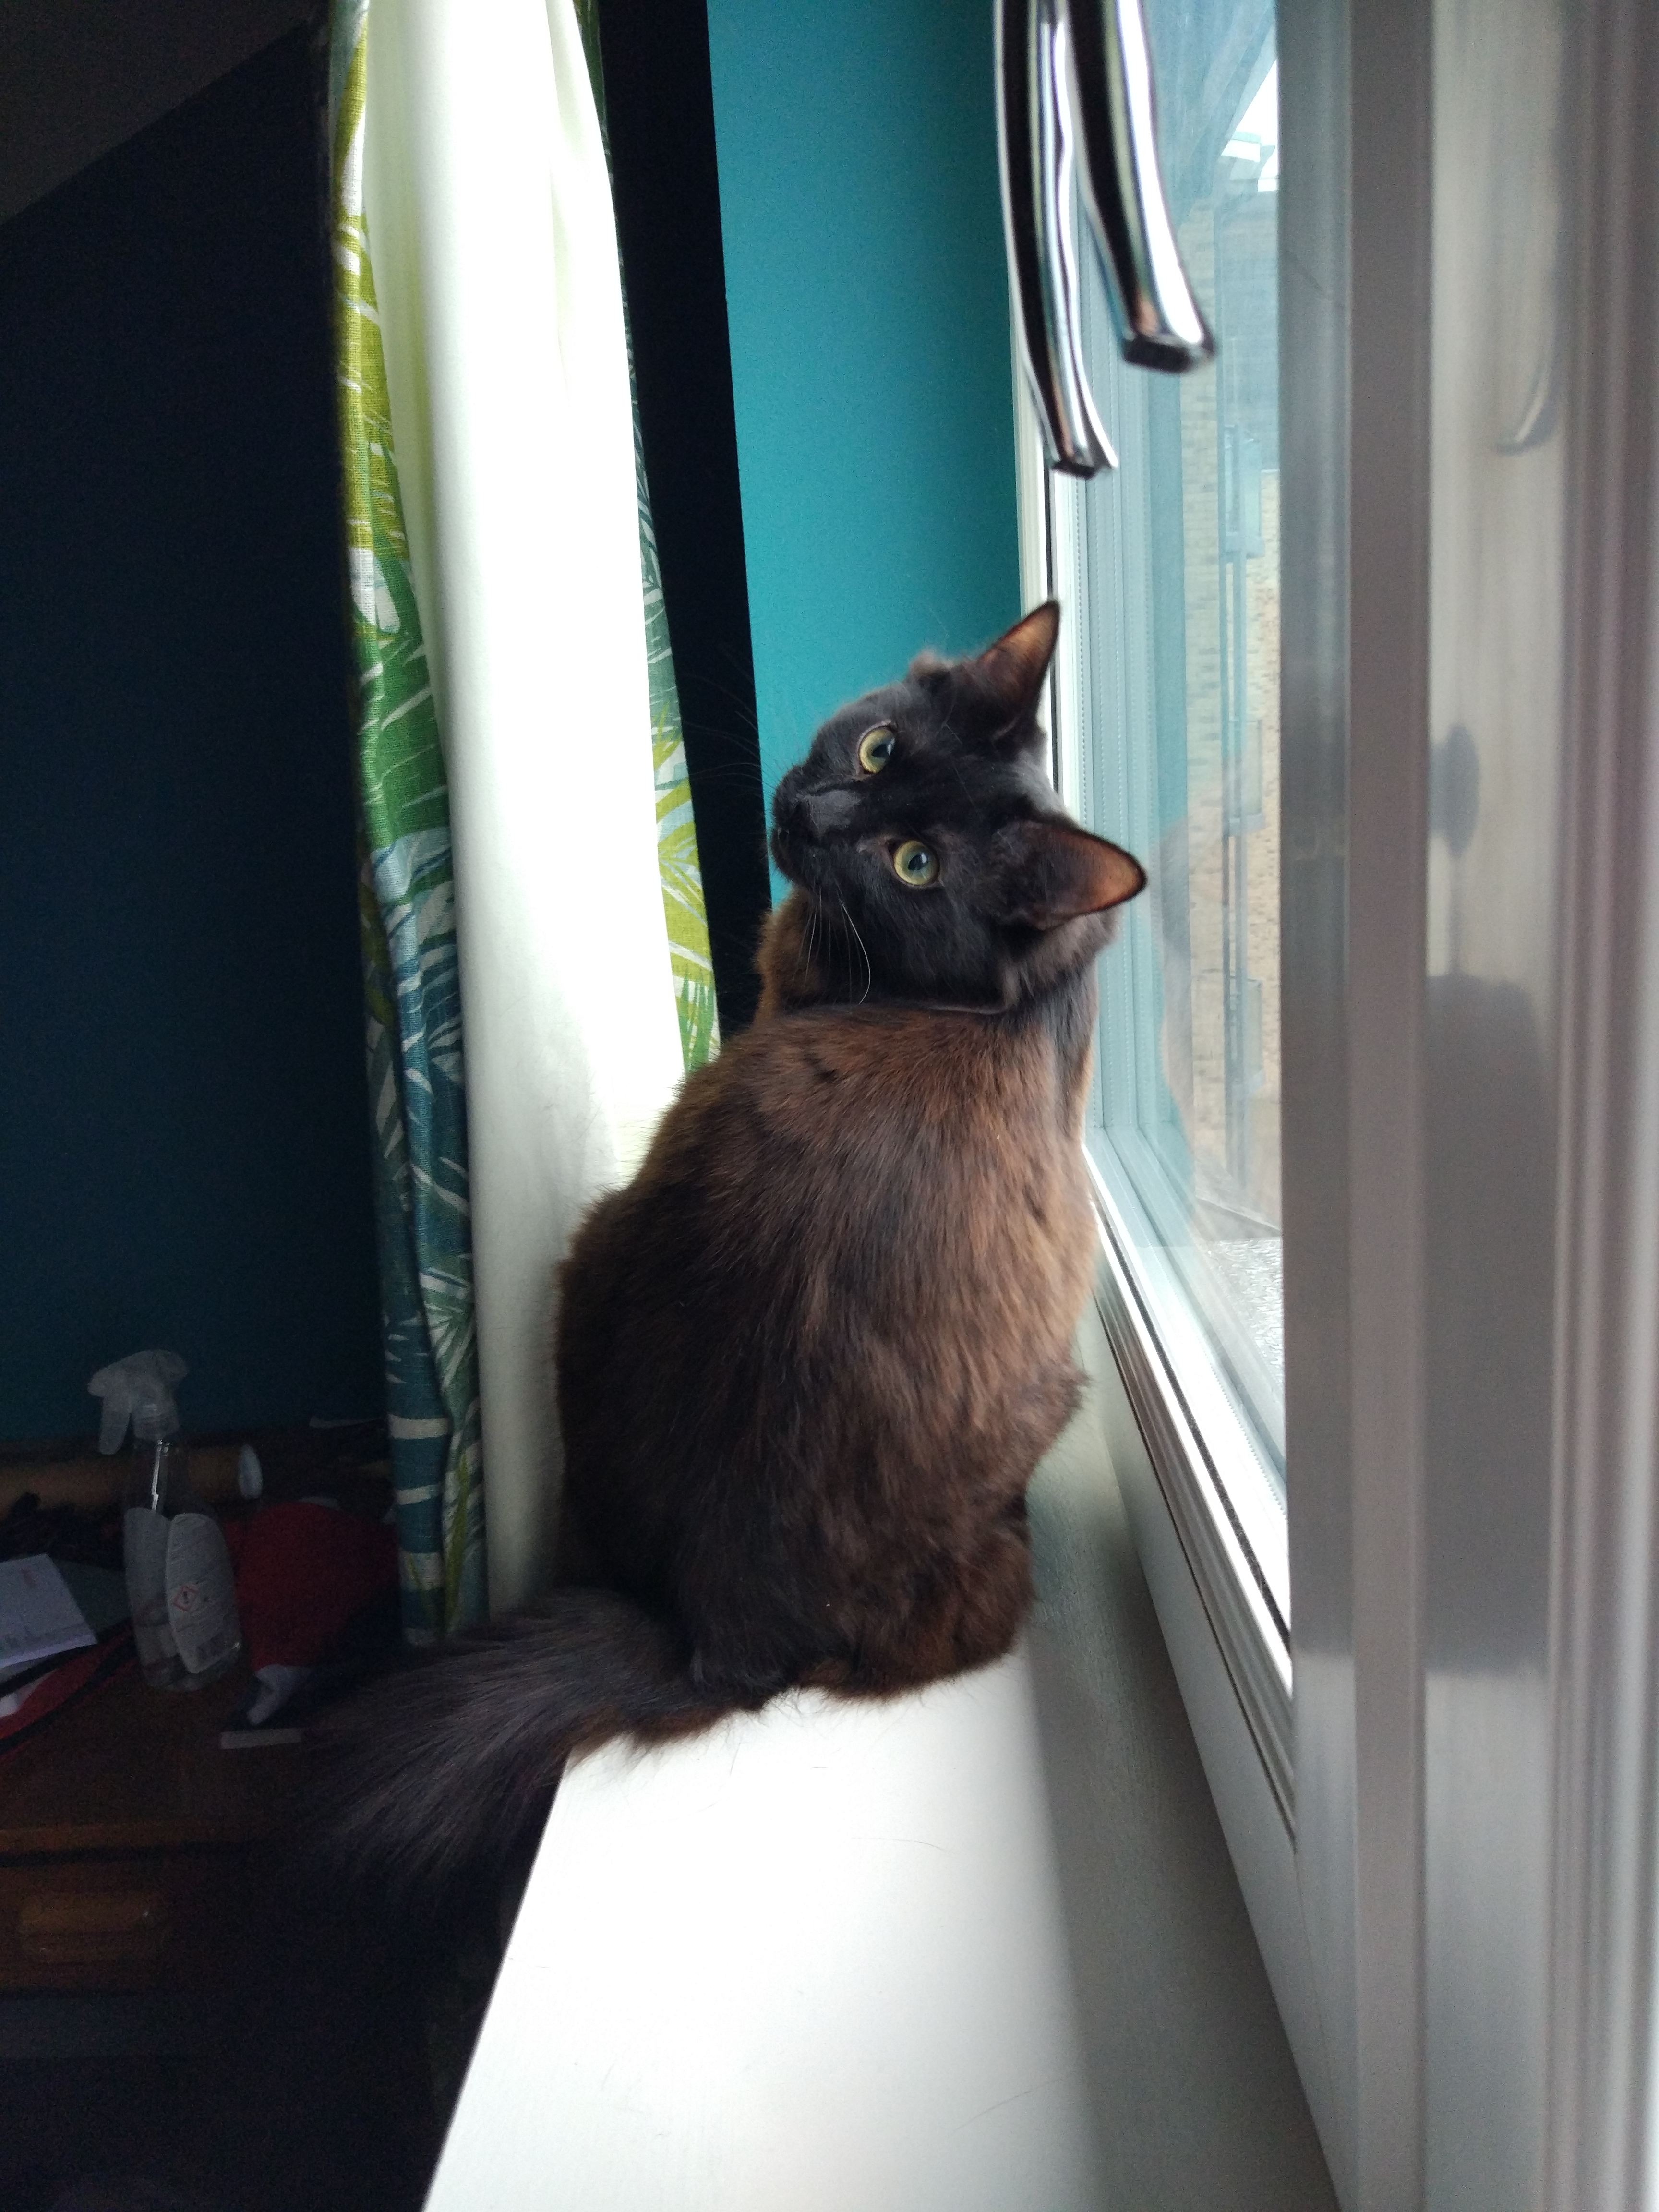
(570, 1, 722, 1075)
(329, 0, 718, 1627)
(330, 5, 483, 1641)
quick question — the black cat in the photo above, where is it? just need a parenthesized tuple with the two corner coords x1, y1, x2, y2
(326, 602, 1143, 1894)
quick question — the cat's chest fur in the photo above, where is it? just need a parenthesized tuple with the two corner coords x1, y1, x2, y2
(739, 998, 1096, 1392)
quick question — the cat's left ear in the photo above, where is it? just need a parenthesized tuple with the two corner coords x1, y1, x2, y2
(994, 818, 1146, 928)
(966, 602, 1060, 737)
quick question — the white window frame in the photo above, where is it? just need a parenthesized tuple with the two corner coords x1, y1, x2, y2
(1018, 0, 1659, 2205)
(1023, 292, 1297, 1806)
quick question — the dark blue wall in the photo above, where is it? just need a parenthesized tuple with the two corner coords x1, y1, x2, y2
(0, 34, 385, 1441)
(705, 0, 1022, 819)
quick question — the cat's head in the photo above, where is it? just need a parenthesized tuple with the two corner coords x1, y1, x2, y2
(766, 603, 1144, 1012)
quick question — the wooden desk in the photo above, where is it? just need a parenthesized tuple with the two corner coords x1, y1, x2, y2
(0, 1663, 305, 1992)
(0, 1443, 439, 2208)
(0, 1421, 385, 1997)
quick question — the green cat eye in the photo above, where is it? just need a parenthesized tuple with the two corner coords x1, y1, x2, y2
(892, 839, 939, 887)
(857, 725, 897, 773)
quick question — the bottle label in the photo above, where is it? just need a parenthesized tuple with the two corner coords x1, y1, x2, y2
(123, 1508, 180, 1673)
(164, 1514, 242, 1675)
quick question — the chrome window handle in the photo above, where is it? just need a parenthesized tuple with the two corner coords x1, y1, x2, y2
(998, 0, 1118, 475)
(998, 0, 1214, 480)
(1065, 0, 1214, 372)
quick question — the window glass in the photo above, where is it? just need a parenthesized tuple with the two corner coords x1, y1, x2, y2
(1061, 26, 1284, 1510)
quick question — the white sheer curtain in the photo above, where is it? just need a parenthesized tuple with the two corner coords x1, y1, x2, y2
(359, 0, 684, 1611)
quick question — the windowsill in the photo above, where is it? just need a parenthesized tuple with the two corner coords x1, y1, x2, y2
(426, 1654, 1099, 2212)
(425, 1322, 1334, 2211)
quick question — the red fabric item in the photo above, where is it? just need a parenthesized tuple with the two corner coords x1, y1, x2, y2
(226, 1503, 397, 1673)
(0, 1630, 135, 1749)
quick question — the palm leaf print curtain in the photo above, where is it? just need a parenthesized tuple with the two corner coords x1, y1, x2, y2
(329, 0, 718, 1628)
(645, 479, 720, 1072)
(331, 3, 483, 1640)
(572, 0, 720, 1073)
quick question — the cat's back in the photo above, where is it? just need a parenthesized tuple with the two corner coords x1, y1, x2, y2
(595, 995, 1094, 1346)
(661, 998, 1065, 1189)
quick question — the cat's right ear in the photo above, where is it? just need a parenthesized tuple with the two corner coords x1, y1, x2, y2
(965, 602, 1060, 736)
(993, 818, 1146, 928)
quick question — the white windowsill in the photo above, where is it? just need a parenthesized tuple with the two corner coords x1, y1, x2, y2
(424, 1653, 1101, 2212)
(425, 1306, 1336, 2212)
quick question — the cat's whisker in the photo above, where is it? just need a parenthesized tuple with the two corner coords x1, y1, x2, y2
(798, 898, 823, 990)
(840, 900, 873, 1005)
(830, 904, 851, 1003)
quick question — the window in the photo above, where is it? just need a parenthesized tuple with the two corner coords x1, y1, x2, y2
(1042, 12, 1290, 1788)
(1010, 0, 1659, 2200)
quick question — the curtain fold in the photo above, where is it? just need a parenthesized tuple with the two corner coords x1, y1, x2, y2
(330, 0, 484, 1640)
(329, 0, 718, 1624)
(572, 0, 721, 1074)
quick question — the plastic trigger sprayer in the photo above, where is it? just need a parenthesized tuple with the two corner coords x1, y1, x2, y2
(91, 1349, 242, 1690)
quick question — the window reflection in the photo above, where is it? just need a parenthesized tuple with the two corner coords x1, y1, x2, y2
(1069, 21, 1284, 1483)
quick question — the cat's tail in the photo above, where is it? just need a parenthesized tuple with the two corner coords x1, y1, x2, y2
(313, 1588, 746, 1901)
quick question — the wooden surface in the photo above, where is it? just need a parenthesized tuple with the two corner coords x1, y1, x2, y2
(0, 1846, 259, 1992)
(0, 1663, 308, 1994)
(0, 1423, 393, 1524)
(0, 1431, 375, 1999)
(0, 1664, 303, 1856)
(0, 1447, 241, 1525)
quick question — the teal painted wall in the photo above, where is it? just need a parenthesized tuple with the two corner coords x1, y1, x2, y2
(706, 0, 1022, 826)
(0, 40, 384, 1442)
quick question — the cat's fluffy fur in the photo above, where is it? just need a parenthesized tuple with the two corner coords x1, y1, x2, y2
(325, 603, 1143, 1895)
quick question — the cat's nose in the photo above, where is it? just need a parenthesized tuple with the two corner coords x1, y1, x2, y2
(780, 788, 858, 840)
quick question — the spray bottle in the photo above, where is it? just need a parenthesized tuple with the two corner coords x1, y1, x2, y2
(91, 1350, 243, 1690)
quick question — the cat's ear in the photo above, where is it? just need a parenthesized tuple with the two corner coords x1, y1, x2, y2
(993, 818, 1145, 928)
(965, 602, 1060, 735)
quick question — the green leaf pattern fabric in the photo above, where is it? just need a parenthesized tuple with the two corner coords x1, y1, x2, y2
(575, 0, 720, 1073)
(644, 494, 719, 1071)
(328, 0, 720, 1634)
(330, 0, 484, 1638)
